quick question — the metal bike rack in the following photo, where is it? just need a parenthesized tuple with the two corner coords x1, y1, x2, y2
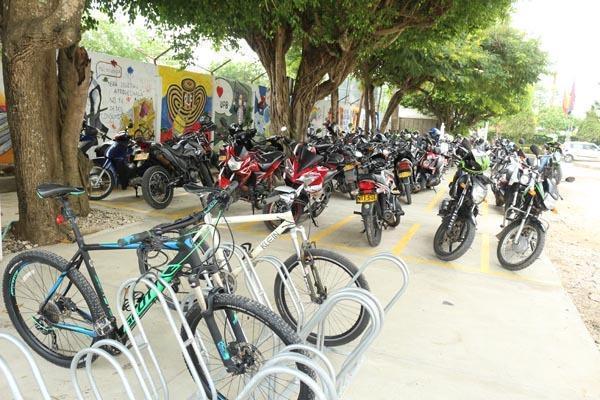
(348, 252, 410, 313)
(237, 344, 338, 400)
(71, 339, 153, 400)
(114, 272, 217, 400)
(0, 332, 52, 400)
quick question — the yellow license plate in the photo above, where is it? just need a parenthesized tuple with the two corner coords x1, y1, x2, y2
(356, 193, 377, 203)
(134, 153, 149, 161)
(218, 155, 226, 161)
(398, 171, 411, 178)
(343, 164, 354, 171)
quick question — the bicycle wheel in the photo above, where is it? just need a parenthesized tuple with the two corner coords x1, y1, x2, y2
(2, 250, 105, 367)
(274, 249, 371, 346)
(182, 293, 314, 400)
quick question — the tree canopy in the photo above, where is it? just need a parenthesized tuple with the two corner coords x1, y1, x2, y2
(576, 102, 600, 143)
(401, 25, 547, 134)
(97, 0, 513, 138)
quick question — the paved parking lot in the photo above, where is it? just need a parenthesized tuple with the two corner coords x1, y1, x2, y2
(1, 173, 600, 399)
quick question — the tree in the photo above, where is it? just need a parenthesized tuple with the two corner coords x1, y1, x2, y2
(537, 106, 578, 135)
(209, 60, 268, 86)
(577, 103, 600, 143)
(1, 1, 91, 244)
(402, 25, 547, 134)
(81, 16, 178, 65)
(103, 0, 512, 140)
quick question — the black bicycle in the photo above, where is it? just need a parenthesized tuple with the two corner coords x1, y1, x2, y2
(3, 182, 314, 399)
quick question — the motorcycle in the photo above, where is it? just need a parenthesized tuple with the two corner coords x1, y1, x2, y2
(217, 125, 286, 211)
(433, 139, 491, 261)
(355, 157, 404, 246)
(87, 128, 152, 201)
(263, 141, 336, 230)
(393, 140, 416, 204)
(496, 144, 575, 270)
(414, 137, 445, 192)
(142, 122, 215, 209)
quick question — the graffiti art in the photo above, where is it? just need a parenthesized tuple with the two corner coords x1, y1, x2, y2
(166, 78, 207, 133)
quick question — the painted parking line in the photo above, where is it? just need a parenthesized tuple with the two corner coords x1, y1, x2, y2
(480, 201, 490, 273)
(312, 215, 355, 242)
(425, 187, 447, 212)
(393, 223, 422, 255)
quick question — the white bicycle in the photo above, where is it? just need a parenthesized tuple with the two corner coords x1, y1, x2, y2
(138, 183, 371, 347)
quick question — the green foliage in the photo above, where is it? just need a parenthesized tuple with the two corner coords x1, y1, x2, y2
(490, 108, 537, 142)
(576, 104, 600, 143)
(81, 16, 179, 66)
(537, 106, 579, 134)
(210, 60, 268, 86)
(401, 25, 547, 134)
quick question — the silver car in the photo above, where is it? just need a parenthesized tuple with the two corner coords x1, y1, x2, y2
(563, 141, 600, 162)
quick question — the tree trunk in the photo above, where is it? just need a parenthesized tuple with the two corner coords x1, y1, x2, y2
(380, 90, 403, 132)
(330, 88, 339, 124)
(369, 85, 377, 132)
(58, 46, 91, 216)
(3, 50, 63, 243)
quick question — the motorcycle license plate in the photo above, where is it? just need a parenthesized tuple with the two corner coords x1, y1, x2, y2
(398, 171, 411, 178)
(218, 155, 226, 161)
(343, 164, 354, 171)
(133, 153, 149, 161)
(356, 193, 377, 203)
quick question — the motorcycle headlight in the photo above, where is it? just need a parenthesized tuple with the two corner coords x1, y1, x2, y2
(520, 173, 530, 186)
(471, 181, 487, 204)
(227, 157, 242, 171)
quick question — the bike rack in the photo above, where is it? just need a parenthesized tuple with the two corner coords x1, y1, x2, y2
(0, 332, 52, 400)
(113, 272, 217, 400)
(237, 344, 338, 400)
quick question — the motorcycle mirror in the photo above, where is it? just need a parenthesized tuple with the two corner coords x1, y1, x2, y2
(565, 176, 576, 183)
(461, 138, 472, 151)
(530, 144, 540, 156)
(518, 138, 525, 145)
(127, 122, 134, 129)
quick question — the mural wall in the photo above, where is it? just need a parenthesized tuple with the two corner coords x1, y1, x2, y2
(253, 85, 271, 135)
(88, 52, 160, 142)
(0, 71, 10, 167)
(158, 66, 212, 143)
(213, 77, 253, 133)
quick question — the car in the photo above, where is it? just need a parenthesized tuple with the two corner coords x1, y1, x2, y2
(562, 141, 600, 162)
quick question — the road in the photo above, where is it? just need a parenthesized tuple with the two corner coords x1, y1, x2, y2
(1, 166, 599, 399)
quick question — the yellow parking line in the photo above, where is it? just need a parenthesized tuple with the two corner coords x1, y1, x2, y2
(480, 201, 490, 273)
(312, 215, 355, 242)
(321, 242, 377, 256)
(426, 187, 447, 211)
(393, 223, 421, 255)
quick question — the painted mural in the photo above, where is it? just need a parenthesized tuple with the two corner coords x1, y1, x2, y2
(158, 66, 212, 143)
(213, 77, 253, 133)
(253, 85, 271, 135)
(0, 71, 10, 167)
(88, 52, 159, 141)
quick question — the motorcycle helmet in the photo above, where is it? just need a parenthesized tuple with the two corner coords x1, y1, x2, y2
(428, 128, 441, 142)
(114, 131, 130, 143)
(373, 132, 387, 143)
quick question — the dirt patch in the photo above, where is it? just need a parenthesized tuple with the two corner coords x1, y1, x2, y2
(2, 207, 141, 255)
(546, 163, 600, 350)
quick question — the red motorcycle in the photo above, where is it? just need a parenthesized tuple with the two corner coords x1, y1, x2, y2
(414, 138, 444, 192)
(263, 142, 336, 230)
(217, 127, 285, 210)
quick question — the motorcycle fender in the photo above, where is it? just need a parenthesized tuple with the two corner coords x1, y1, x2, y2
(361, 202, 377, 217)
(272, 185, 296, 194)
(495, 217, 545, 240)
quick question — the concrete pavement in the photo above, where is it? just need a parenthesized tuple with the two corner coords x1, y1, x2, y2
(1, 165, 599, 399)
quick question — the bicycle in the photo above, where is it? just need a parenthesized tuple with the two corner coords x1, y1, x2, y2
(140, 183, 371, 347)
(3, 182, 314, 399)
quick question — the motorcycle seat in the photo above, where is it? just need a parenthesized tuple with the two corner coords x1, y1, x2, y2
(36, 183, 85, 199)
(258, 151, 284, 171)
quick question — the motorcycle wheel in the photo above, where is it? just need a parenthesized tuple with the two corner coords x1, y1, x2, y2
(403, 182, 412, 205)
(433, 216, 475, 261)
(262, 191, 303, 231)
(312, 181, 333, 217)
(386, 196, 402, 227)
(363, 202, 382, 247)
(493, 188, 505, 207)
(88, 166, 115, 200)
(142, 165, 174, 209)
(497, 219, 545, 271)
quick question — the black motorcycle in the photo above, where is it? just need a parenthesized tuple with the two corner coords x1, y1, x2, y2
(355, 157, 403, 246)
(142, 128, 214, 209)
(496, 145, 575, 270)
(434, 139, 491, 261)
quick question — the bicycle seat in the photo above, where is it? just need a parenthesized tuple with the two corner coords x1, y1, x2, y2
(36, 183, 85, 198)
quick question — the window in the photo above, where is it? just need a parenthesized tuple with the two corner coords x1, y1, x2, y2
(582, 144, 597, 150)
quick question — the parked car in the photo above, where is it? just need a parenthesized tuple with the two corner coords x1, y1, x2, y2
(562, 141, 600, 162)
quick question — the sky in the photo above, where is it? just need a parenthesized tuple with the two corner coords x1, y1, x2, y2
(511, 0, 600, 116)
